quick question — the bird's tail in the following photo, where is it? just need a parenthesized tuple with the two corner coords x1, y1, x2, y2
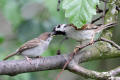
(3, 51, 17, 60)
(96, 22, 117, 32)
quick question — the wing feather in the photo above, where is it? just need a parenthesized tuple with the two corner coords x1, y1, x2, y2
(18, 38, 40, 53)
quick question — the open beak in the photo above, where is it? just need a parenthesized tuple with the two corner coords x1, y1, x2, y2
(51, 32, 56, 37)
(52, 27, 66, 36)
(52, 31, 66, 36)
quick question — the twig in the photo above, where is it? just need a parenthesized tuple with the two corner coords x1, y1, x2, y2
(103, 0, 107, 24)
(100, 38, 120, 50)
(96, 5, 103, 13)
(57, 0, 62, 11)
(75, 37, 120, 52)
(56, 52, 75, 80)
(91, 15, 104, 24)
(91, 8, 108, 24)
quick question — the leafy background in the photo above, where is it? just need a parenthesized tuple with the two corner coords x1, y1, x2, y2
(62, 0, 99, 28)
(0, 0, 119, 80)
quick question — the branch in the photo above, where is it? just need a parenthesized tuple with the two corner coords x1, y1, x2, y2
(91, 7, 109, 24)
(0, 55, 66, 76)
(72, 37, 120, 63)
(68, 62, 120, 80)
(100, 38, 120, 50)
(109, 66, 120, 76)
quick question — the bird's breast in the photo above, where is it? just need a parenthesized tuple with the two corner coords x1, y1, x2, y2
(67, 30, 95, 41)
(21, 42, 49, 57)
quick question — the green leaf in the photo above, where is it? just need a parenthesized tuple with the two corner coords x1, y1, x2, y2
(62, 0, 99, 28)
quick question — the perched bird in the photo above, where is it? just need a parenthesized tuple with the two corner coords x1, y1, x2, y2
(3, 32, 53, 61)
(52, 22, 116, 45)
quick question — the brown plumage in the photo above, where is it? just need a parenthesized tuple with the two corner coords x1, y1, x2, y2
(68, 24, 98, 30)
(3, 32, 52, 60)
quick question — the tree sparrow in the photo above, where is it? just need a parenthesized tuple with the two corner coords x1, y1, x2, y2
(52, 22, 116, 45)
(3, 32, 53, 61)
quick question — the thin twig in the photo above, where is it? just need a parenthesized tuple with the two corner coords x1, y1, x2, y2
(91, 8, 108, 24)
(96, 5, 103, 13)
(103, 1, 107, 24)
(100, 38, 120, 50)
(57, 0, 62, 11)
(91, 15, 104, 24)
(65, 37, 120, 69)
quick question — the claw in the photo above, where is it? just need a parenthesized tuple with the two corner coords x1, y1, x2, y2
(90, 33, 95, 45)
(25, 56, 32, 64)
(90, 38, 94, 44)
(74, 46, 80, 54)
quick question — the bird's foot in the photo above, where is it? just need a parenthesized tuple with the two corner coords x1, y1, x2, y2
(25, 56, 32, 64)
(73, 46, 80, 54)
(90, 38, 94, 45)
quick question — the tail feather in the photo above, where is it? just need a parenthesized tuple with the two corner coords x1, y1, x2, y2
(96, 22, 117, 32)
(3, 52, 17, 60)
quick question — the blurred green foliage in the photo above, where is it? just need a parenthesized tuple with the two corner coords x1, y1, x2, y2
(0, 0, 119, 80)
(0, 35, 4, 44)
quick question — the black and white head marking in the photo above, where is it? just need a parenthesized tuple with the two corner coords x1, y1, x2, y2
(52, 24, 67, 35)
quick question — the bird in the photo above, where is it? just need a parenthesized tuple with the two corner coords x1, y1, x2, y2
(3, 32, 54, 61)
(52, 22, 116, 45)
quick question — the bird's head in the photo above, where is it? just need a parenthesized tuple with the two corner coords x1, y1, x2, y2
(52, 24, 75, 36)
(39, 32, 53, 42)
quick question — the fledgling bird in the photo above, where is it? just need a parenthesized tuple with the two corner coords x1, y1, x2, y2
(3, 32, 53, 61)
(52, 22, 116, 45)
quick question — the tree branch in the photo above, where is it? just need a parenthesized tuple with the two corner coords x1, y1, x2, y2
(0, 55, 66, 76)
(68, 61, 120, 80)
(68, 62, 110, 80)
(73, 38, 120, 64)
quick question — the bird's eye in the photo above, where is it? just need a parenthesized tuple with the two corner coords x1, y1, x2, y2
(57, 25, 61, 28)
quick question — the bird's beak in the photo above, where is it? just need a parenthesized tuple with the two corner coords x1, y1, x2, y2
(51, 32, 56, 37)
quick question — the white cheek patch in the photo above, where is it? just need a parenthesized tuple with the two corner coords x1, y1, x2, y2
(55, 24, 66, 31)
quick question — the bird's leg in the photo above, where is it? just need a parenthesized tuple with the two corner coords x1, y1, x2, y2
(24, 56, 32, 63)
(90, 33, 95, 44)
(73, 46, 80, 54)
(73, 42, 82, 54)
(73, 41, 82, 54)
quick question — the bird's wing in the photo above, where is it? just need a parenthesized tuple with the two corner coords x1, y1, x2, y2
(83, 24, 98, 30)
(18, 38, 40, 53)
(72, 24, 98, 30)
(3, 38, 41, 60)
